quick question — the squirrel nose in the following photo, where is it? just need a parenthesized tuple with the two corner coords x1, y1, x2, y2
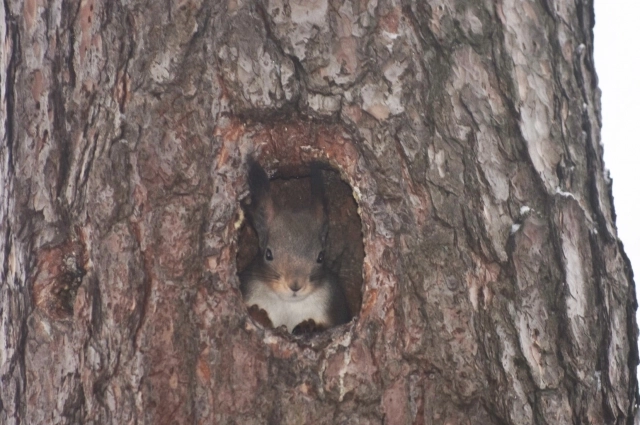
(290, 282, 301, 292)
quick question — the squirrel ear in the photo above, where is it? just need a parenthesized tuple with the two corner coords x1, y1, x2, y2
(247, 159, 274, 246)
(248, 158, 270, 201)
(310, 162, 328, 221)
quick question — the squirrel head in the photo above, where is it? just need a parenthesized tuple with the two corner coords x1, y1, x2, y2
(246, 160, 329, 300)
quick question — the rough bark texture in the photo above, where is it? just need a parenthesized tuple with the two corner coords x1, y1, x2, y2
(1, 0, 637, 424)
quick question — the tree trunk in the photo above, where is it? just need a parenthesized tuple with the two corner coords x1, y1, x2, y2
(1, 0, 637, 424)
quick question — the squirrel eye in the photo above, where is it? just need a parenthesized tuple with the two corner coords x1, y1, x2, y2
(265, 248, 273, 261)
(316, 251, 324, 263)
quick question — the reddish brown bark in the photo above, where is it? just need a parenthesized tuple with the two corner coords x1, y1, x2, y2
(1, 1, 637, 424)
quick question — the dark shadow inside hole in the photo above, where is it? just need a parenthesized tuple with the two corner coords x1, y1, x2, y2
(236, 165, 364, 326)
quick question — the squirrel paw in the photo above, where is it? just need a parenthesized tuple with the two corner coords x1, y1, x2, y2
(247, 304, 273, 328)
(292, 319, 326, 335)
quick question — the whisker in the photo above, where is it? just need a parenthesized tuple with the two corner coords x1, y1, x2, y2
(241, 264, 281, 282)
(310, 268, 326, 283)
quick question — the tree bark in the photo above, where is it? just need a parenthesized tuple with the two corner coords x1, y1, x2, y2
(1, 0, 637, 424)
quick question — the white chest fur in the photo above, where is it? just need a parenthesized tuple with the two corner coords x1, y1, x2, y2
(245, 284, 331, 331)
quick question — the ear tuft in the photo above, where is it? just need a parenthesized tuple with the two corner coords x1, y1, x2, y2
(310, 162, 329, 238)
(246, 158, 274, 248)
(248, 158, 270, 200)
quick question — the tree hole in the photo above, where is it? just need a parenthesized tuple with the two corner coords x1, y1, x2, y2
(236, 162, 364, 333)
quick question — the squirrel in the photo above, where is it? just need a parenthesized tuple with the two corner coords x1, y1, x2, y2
(239, 160, 351, 334)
